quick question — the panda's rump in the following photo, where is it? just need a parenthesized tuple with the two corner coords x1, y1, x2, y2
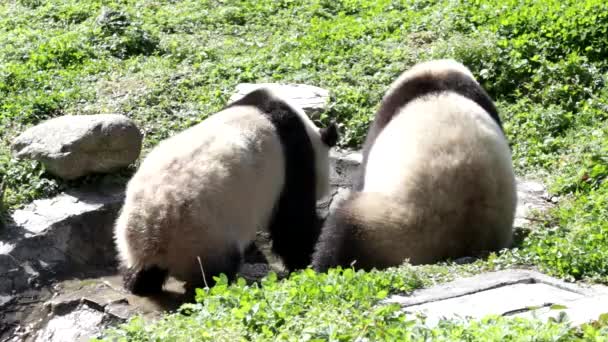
(115, 108, 285, 281)
(363, 93, 516, 255)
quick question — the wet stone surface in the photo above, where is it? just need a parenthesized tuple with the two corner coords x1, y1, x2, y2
(0, 184, 125, 296)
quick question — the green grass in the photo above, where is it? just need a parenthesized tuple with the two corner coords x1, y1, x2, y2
(97, 268, 608, 341)
(1, 0, 608, 339)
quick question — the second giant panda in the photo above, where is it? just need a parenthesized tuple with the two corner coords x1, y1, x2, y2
(114, 88, 338, 295)
(312, 59, 516, 271)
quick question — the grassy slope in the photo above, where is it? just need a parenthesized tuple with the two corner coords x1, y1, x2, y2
(1, 0, 607, 339)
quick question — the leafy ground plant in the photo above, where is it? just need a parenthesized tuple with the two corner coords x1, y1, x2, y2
(96, 268, 608, 341)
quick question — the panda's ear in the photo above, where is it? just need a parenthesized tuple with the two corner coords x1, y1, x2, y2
(320, 121, 339, 147)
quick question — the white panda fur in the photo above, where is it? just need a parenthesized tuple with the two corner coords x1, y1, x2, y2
(312, 59, 516, 271)
(115, 88, 338, 295)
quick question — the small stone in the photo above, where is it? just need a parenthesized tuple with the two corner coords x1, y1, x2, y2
(11, 114, 143, 180)
(514, 179, 555, 228)
(518, 180, 547, 194)
(328, 187, 352, 214)
(96, 7, 130, 33)
(104, 302, 131, 322)
(317, 188, 338, 221)
(329, 149, 362, 187)
(229, 83, 330, 117)
(0, 294, 14, 307)
(551, 196, 559, 203)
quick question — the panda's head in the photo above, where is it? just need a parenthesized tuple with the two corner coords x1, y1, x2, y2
(384, 59, 477, 100)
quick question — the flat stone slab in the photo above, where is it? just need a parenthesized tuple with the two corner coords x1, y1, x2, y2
(386, 270, 608, 326)
(518, 294, 608, 326)
(229, 83, 330, 117)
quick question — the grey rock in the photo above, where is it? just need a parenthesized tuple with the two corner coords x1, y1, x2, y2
(328, 149, 362, 187)
(27, 275, 194, 341)
(316, 150, 361, 220)
(104, 301, 133, 322)
(385, 269, 608, 326)
(0, 294, 13, 307)
(34, 303, 107, 342)
(3, 276, 155, 342)
(229, 83, 330, 117)
(330, 188, 352, 210)
(45, 285, 126, 316)
(96, 7, 130, 33)
(514, 179, 554, 228)
(11, 114, 143, 180)
(0, 185, 124, 294)
(316, 188, 337, 222)
(0, 287, 54, 342)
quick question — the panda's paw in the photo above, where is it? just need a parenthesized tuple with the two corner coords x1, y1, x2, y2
(122, 266, 168, 296)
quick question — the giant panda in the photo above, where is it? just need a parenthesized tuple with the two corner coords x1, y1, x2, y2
(114, 88, 339, 296)
(312, 59, 516, 272)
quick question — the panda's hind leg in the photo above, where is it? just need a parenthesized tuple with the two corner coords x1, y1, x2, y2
(183, 244, 243, 298)
(122, 265, 169, 296)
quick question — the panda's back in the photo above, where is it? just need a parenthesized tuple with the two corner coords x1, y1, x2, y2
(363, 92, 515, 235)
(119, 106, 285, 275)
(366, 93, 507, 186)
